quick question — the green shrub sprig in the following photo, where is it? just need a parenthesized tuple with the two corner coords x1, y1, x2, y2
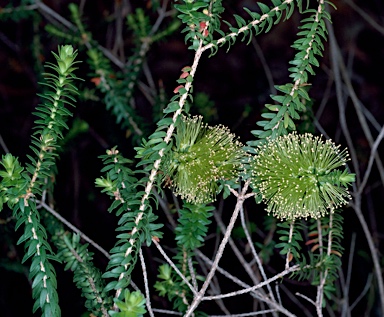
(0, 1, 363, 316)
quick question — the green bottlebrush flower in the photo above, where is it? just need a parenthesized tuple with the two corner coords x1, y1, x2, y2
(162, 115, 246, 204)
(250, 133, 355, 220)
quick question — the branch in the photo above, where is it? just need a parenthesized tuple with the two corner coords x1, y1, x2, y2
(239, 206, 277, 304)
(195, 250, 298, 317)
(357, 125, 384, 195)
(202, 265, 300, 301)
(152, 239, 197, 296)
(185, 180, 254, 317)
(37, 200, 111, 259)
(343, 0, 384, 36)
(139, 248, 154, 317)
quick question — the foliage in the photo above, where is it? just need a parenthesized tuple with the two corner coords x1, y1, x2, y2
(109, 290, 147, 317)
(153, 203, 213, 314)
(175, 203, 214, 253)
(246, 0, 332, 147)
(96, 147, 163, 299)
(0, 45, 81, 317)
(0, 154, 24, 210)
(52, 228, 112, 316)
(2, 0, 377, 316)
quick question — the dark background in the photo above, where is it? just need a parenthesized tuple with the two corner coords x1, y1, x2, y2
(0, 0, 383, 316)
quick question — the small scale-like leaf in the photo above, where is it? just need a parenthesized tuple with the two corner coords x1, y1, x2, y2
(104, 280, 118, 292)
(156, 117, 174, 127)
(114, 277, 129, 290)
(257, 2, 270, 14)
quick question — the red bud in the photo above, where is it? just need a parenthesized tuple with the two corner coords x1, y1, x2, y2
(173, 85, 184, 93)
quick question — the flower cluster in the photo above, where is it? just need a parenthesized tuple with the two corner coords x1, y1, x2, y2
(250, 133, 355, 220)
(162, 116, 246, 204)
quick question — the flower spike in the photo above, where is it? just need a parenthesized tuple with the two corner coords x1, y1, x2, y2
(250, 132, 355, 220)
(162, 116, 246, 204)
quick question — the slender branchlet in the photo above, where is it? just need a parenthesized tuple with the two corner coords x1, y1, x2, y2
(202, 0, 296, 54)
(12, 45, 81, 317)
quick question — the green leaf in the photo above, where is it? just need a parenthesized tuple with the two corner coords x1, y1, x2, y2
(155, 114, 171, 129)
(149, 131, 167, 139)
(257, 2, 270, 14)
(243, 7, 260, 20)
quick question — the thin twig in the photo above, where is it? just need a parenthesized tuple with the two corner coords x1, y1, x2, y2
(0, 3, 38, 13)
(343, 0, 384, 36)
(0, 134, 10, 153)
(285, 222, 294, 270)
(37, 200, 111, 259)
(349, 273, 373, 311)
(150, 0, 171, 36)
(213, 203, 270, 314)
(202, 265, 300, 301)
(275, 283, 282, 305)
(214, 209, 260, 286)
(194, 249, 231, 315)
(35, 0, 76, 31)
(251, 38, 276, 96)
(358, 103, 382, 133)
(152, 308, 182, 315)
(240, 206, 277, 305)
(195, 250, 298, 317)
(152, 189, 177, 228)
(185, 181, 254, 317)
(195, 250, 258, 295)
(296, 292, 316, 306)
(337, 47, 384, 186)
(188, 257, 198, 290)
(352, 199, 384, 314)
(138, 81, 156, 105)
(97, 44, 125, 69)
(209, 310, 277, 317)
(315, 68, 334, 124)
(142, 61, 157, 95)
(327, 19, 361, 185)
(340, 232, 356, 317)
(152, 239, 197, 295)
(139, 248, 155, 317)
(111, 0, 125, 60)
(316, 213, 332, 317)
(357, 125, 384, 195)
(279, 284, 313, 316)
(315, 219, 324, 316)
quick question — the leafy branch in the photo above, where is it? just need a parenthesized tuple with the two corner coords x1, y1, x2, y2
(203, 0, 297, 55)
(0, 45, 81, 317)
(248, 0, 332, 146)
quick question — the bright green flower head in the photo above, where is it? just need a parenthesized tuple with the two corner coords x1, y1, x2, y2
(250, 132, 355, 220)
(162, 116, 246, 204)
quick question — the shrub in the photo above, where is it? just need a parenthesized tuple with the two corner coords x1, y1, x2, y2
(0, 1, 383, 317)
